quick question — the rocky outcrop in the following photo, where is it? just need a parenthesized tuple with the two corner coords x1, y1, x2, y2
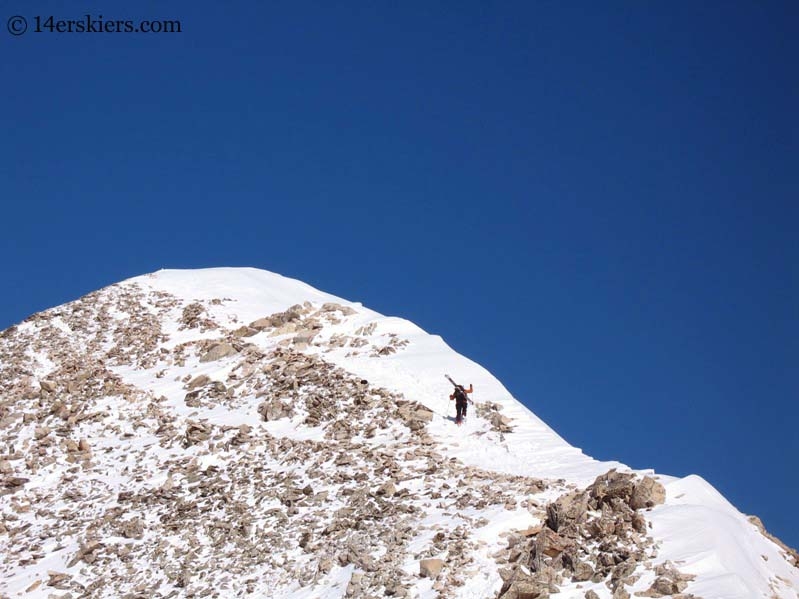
(497, 470, 673, 599)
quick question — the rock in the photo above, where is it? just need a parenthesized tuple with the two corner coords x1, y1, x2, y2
(121, 518, 144, 539)
(589, 470, 636, 507)
(250, 317, 273, 330)
(536, 527, 571, 558)
(232, 326, 258, 337)
(46, 571, 71, 589)
(78, 438, 91, 452)
(293, 331, 317, 348)
(630, 477, 666, 510)
(187, 374, 211, 390)
(413, 408, 434, 423)
(631, 512, 647, 533)
(39, 380, 57, 393)
(251, 307, 302, 330)
(180, 302, 205, 328)
(184, 421, 212, 445)
(25, 580, 42, 593)
(419, 558, 444, 578)
(258, 399, 293, 421)
(507, 580, 549, 598)
(747, 515, 799, 568)
(271, 322, 298, 336)
(585, 592, 600, 599)
(346, 571, 364, 596)
(377, 480, 397, 497)
(0, 460, 12, 474)
(519, 525, 543, 537)
(546, 490, 589, 532)
(321, 302, 357, 315)
(636, 562, 694, 598)
(34, 426, 50, 440)
(199, 342, 238, 363)
(4, 476, 29, 488)
(299, 531, 311, 549)
(569, 558, 594, 582)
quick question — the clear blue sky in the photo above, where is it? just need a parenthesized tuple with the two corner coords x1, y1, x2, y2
(2, 2, 796, 547)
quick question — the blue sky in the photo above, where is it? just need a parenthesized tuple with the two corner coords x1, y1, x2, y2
(2, 2, 797, 547)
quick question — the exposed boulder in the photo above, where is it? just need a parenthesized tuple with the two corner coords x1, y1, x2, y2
(419, 558, 444, 578)
(186, 374, 211, 390)
(199, 342, 238, 362)
(497, 470, 690, 599)
(630, 476, 666, 510)
(589, 470, 636, 507)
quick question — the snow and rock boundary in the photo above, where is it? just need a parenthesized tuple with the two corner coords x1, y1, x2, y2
(0, 267, 796, 598)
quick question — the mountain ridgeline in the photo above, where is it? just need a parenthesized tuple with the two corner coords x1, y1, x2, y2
(1, 268, 797, 598)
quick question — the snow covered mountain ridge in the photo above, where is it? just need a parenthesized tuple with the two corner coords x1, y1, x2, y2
(1, 267, 796, 599)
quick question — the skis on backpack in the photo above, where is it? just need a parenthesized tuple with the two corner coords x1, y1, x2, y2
(445, 374, 474, 405)
(447, 374, 473, 426)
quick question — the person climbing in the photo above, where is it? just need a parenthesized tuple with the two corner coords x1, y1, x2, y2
(447, 377, 473, 425)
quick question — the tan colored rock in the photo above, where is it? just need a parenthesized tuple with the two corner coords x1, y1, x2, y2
(377, 480, 397, 497)
(258, 399, 293, 421)
(250, 317, 274, 330)
(39, 380, 57, 393)
(419, 558, 444, 578)
(232, 325, 258, 337)
(321, 302, 357, 316)
(187, 374, 211, 390)
(293, 331, 317, 347)
(519, 525, 543, 537)
(630, 477, 666, 510)
(537, 527, 571, 558)
(590, 470, 636, 507)
(46, 571, 71, 589)
(200, 342, 238, 362)
(413, 408, 434, 422)
(271, 322, 298, 336)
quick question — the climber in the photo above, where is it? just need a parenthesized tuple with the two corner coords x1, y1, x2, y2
(449, 381, 473, 425)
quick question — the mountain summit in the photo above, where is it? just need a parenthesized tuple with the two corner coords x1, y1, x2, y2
(1, 267, 796, 598)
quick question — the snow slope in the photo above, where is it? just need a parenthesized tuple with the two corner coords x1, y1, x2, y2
(1, 267, 796, 599)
